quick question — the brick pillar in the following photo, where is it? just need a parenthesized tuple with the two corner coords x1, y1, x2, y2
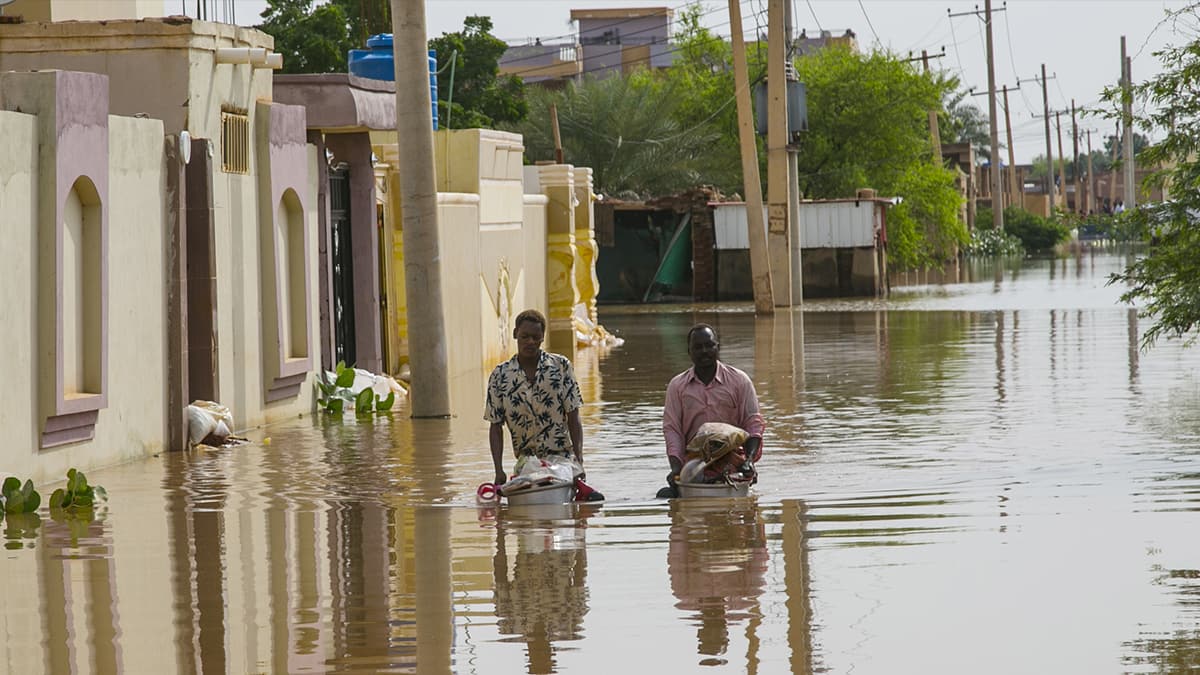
(691, 190, 717, 301)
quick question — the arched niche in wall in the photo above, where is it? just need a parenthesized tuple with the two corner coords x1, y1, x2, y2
(43, 173, 109, 447)
(62, 176, 104, 397)
(275, 188, 309, 360)
(256, 100, 312, 403)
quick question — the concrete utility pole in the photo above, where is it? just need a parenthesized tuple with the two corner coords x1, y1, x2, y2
(728, 0, 774, 313)
(1041, 64, 1055, 209)
(1002, 84, 1017, 208)
(390, 0, 450, 417)
(767, 0, 792, 307)
(951, 1, 1005, 228)
(784, 0, 803, 305)
(1055, 111, 1067, 212)
(1071, 100, 1080, 214)
(1121, 41, 1136, 208)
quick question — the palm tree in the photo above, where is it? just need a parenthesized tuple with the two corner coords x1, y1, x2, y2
(509, 75, 718, 198)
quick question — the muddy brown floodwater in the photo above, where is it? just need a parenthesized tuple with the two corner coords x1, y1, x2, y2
(3, 249, 1199, 674)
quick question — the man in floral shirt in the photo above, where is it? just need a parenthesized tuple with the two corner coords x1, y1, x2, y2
(486, 309, 594, 494)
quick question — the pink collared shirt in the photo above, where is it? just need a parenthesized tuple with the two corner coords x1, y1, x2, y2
(663, 360, 765, 464)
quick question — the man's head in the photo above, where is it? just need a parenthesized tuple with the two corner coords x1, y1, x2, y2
(687, 323, 720, 370)
(513, 309, 547, 360)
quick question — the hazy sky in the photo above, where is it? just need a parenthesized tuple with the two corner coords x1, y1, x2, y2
(227, 0, 1194, 163)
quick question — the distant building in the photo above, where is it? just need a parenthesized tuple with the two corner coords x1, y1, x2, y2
(499, 6, 676, 85)
(794, 28, 858, 56)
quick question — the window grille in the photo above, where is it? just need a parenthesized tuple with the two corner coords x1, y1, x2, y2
(220, 111, 249, 174)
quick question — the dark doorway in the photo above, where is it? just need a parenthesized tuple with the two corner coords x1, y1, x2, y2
(186, 138, 218, 402)
(329, 165, 357, 367)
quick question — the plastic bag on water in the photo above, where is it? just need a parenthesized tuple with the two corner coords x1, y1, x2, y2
(187, 400, 234, 445)
(500, 454, 581, 493)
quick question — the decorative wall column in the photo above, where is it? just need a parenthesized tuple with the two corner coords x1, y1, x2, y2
(255, 101, 313, 403)
(539, 164, 579, 359)
(572, 167, 599, 327)
(1, 70, 110, 447)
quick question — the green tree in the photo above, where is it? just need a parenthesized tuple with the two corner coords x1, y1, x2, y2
(429, 16, 527, 129)
(793, 46, 965, 268)
(1102, 4, 1200, 346)
(330, 0, 391, 47)
(258, 0, 354, 74)
(942, 88, 993, 160)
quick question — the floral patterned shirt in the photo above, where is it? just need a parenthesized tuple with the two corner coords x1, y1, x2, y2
(485, 351, 583, 458)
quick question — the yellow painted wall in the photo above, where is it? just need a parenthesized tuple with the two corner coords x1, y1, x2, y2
(0, 114, 168, 485)
(0, 111, 40, 477)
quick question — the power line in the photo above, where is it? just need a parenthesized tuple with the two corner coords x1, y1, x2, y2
(857, 0, 880, 45)
(804, 0, 822, 33)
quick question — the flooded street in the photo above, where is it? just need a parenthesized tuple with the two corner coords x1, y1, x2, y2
(4, 249, 1200, 674)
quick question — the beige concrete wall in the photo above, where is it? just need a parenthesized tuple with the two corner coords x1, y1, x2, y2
(213, 143, 320, 430)
(0, 19, 274, 137)
(0, 113, 168, 485)
(4, 0, 166, 21)
(376, 128, 551, 413)
(0, 111, 40, 477)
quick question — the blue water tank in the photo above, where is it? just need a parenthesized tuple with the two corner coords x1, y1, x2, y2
(347, 34, 439, 130)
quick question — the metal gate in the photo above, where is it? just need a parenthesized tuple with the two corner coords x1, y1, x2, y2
(329, 167, 357, 366)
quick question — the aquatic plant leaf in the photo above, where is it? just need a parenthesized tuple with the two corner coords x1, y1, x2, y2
(94, 486, 107, 502)
(376, 392, 396, 411)
(50, 488, 65, 509)
(355, 389, 374, 417)
(67, 468, 79, 493)
(336, 366, 356, 388)
(326, 398, 344, 414)
(2, 477, 19, 498)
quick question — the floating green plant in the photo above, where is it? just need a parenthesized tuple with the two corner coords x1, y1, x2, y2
(49, 468, 106, 512)
(317, 361, 396, 417)
(2, 476, 41, 515)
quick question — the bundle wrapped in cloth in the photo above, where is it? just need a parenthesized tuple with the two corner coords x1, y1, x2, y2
(680, 422, 756, 486)
(499, 454, 581, 495)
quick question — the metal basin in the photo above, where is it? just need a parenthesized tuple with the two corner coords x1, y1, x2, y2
(503, 480, 575, 505)
(676, 481, 752, 499)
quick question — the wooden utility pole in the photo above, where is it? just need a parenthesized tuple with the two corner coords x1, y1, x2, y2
(1040, 64, 1055, 209)
(1071, 100, 1080, 214)
(728, 0, 774, 313)
(1085, 129, 1095, 214)
(1055, 111, 1067, 211)
(1108, 124, 1120, 210)
(390, 0, 450, 417)
(766, 0, 792, 307)
(950, 2, 1005, 227)
(549, 103, 564, 163)
(983, 0, 1003, 228)
(1002, 84, 1017, 208)
(1121, 43, 1136, 208)
(922, 50, 944, 165)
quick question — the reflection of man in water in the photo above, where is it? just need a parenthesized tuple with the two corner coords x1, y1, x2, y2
(492, 506, 595, 673)
(668, 500, 768, 665)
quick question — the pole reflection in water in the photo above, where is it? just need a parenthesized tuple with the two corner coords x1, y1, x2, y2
(667, 498, 768, 668)
(492, 503, 596, 673)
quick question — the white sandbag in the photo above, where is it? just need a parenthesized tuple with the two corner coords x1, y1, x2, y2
(187, 400, 234, 445)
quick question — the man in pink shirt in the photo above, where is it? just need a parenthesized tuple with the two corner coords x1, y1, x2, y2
(658, 324, 765, 498)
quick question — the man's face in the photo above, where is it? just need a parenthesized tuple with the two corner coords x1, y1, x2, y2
(688, 328, 719, 369)
(514, 320, 545, 359)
